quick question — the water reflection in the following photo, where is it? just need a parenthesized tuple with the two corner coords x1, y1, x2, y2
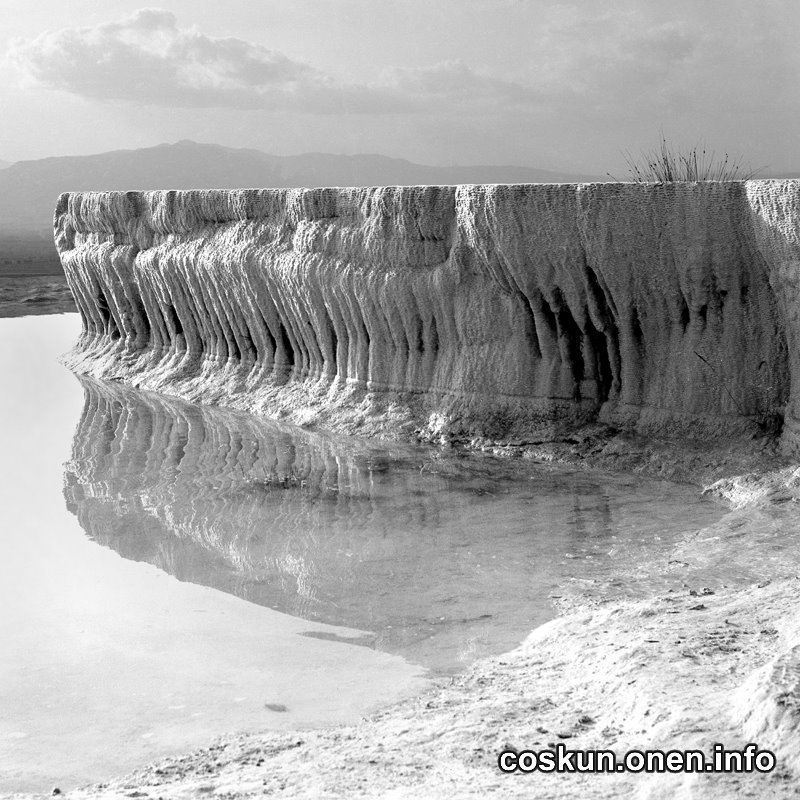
(64, 376, 722, 672)
(2, 316, 430, 793)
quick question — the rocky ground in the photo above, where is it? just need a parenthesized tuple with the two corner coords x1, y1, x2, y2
(11, 430, 800, 800)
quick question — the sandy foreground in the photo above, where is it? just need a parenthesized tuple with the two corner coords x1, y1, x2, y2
(10, 431, 800, 800)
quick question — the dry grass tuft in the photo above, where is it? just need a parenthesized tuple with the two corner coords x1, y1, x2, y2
(610, 137, 761, 182)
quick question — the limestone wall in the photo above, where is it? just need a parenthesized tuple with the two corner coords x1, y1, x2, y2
(54, 181, 800, 449)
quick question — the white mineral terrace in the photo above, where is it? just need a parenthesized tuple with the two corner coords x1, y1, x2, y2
(55, 182, 800, 449)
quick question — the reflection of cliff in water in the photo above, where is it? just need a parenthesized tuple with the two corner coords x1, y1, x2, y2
(63, 376, 723, 672)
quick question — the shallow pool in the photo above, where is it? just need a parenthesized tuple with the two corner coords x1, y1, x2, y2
(0, 313, 724, 792)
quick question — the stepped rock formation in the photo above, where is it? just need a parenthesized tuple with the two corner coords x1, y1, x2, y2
(54, 182, 800, 448)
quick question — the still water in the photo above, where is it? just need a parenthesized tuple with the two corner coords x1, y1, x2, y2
(0, 314, 724, 793)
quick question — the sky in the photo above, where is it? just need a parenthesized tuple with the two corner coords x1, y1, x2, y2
(0, 0, 797, 174)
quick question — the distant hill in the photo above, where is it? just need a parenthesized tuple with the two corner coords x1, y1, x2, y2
(0, 140, 599, 238)
(2, 141, 797, 277)
(0, 159, 11, 170)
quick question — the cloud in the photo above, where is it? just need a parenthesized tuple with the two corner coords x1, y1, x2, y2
(6, 1, 797, 141)
(384, 60, 552, 110)
(6, 9, 328, 109)
(6, 8, 541, 115)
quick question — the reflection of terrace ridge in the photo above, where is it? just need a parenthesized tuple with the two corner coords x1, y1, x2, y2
(62, 376, 729, 671)
(62, 376, 445, 616)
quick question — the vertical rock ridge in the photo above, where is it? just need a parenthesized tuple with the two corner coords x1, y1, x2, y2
(746, 181, 800, 454)
(55, 182, 799, 444)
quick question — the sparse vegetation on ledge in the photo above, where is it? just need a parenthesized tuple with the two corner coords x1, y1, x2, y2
(611, 137, 759, 182)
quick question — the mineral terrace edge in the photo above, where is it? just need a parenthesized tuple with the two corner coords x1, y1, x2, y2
(53, 181, 800, 450)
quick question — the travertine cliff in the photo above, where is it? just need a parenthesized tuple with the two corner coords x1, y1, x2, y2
(54, 182, 800, 449)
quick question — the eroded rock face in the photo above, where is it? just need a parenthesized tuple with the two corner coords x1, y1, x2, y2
(54, 182, 800, 447)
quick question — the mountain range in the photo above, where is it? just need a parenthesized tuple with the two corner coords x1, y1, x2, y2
(1, 140, 796, 277)
(0, 140, 600, 238)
